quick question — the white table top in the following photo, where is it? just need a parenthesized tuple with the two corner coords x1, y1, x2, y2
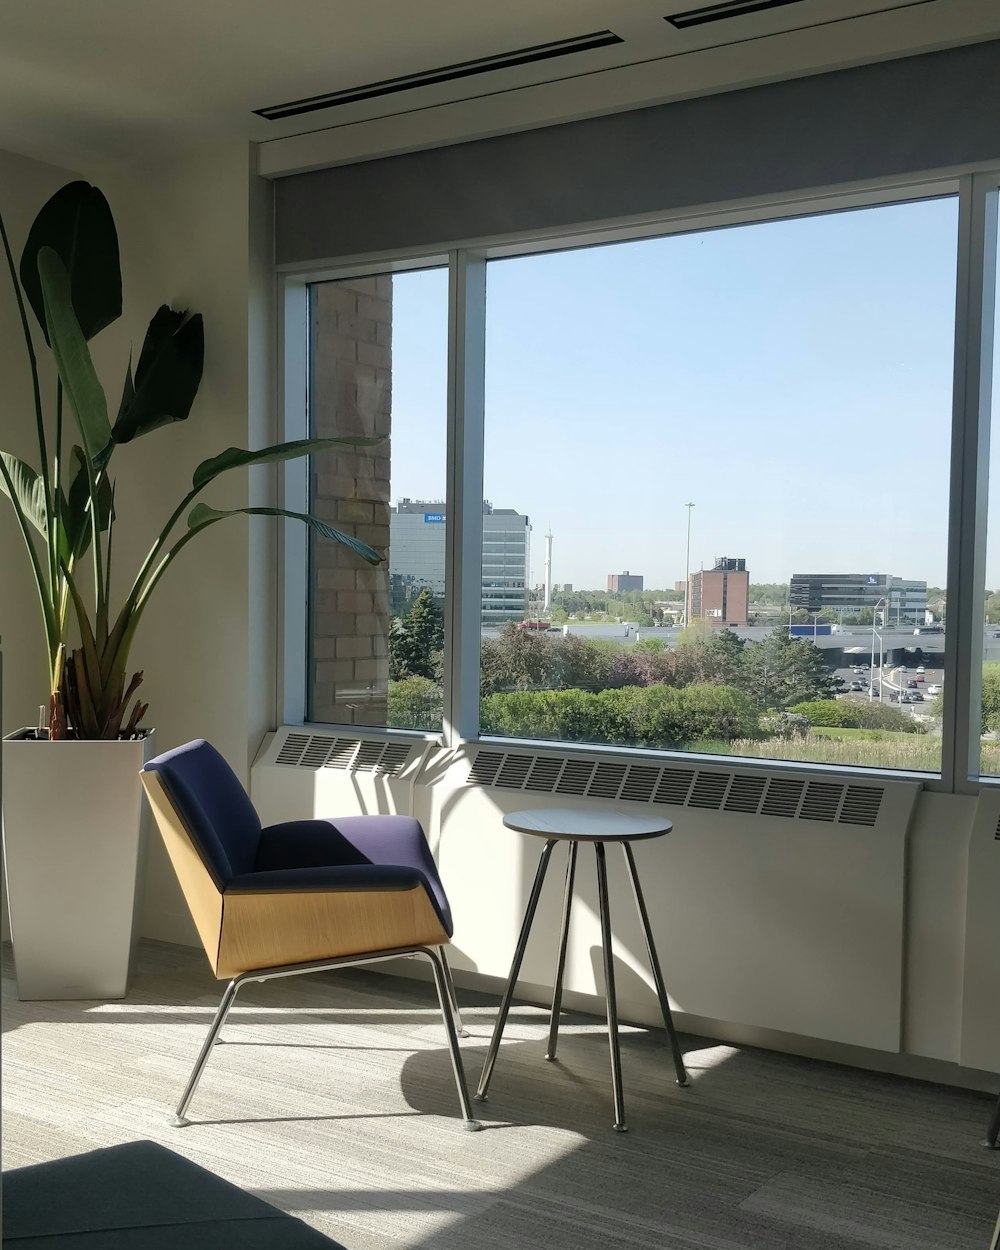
(502, 807, 673, 842)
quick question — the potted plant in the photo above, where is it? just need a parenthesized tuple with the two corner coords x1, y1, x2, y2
(1, 181, 380, 999)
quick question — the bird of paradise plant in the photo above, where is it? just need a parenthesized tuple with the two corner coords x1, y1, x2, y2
(1, 181, 380, 739)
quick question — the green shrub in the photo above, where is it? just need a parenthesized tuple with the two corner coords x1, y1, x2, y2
(788, 699, 923, 733)
(387, 676, 443, 731)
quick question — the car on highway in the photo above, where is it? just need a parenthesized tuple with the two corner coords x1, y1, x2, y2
(916, 665, 926, 673)
(906, 679, 918, 688)
(927, 683, 943, 695)
(900, 694, 912, 703)
(850, 681, 863, 691)
(915, 674, 925, 682)
(909, 691, 924, 702)
(870, 686, 881, 697)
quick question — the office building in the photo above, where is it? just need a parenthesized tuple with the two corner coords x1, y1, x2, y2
(608, 571, 643, 593)
(390, 498, 530, 624)
(688, 557, 749, 627)
(790, 572, 928, 623)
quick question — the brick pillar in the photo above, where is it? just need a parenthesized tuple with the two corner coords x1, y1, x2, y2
(310, 277, 392, 725)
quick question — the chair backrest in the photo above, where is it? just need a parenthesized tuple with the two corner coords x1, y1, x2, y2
(143, 739, 262, 885)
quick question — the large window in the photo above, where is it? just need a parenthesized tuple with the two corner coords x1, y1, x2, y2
(294, 176, 1000, 785)
(307, 267, 448, 732)
(480, 199, 958, 771)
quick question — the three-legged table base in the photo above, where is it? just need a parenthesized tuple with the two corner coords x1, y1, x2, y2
(476, 834, 688, 1131)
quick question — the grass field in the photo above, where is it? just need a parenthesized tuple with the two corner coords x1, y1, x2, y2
(694, 731, 1000, 773)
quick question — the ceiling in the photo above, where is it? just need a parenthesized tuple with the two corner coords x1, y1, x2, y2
(1, 0, 998, 173)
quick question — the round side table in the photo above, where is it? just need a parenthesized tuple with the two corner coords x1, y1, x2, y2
(475, 807, 688, 1132)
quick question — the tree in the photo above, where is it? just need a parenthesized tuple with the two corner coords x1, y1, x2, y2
(742, 629, 837, 710)
(388, 588, 443, 680)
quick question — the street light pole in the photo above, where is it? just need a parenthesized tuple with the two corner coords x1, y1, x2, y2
(683, 502, 695, 628)
(870, 596, 886, 700)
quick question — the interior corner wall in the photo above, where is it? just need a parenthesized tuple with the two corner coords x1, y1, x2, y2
(76, 142, 274, 945)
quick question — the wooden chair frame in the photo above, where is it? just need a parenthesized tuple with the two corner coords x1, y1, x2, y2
(141, 770, 481, 1131)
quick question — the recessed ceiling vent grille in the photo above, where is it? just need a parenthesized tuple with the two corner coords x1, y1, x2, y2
(467, 749, 887, 827)
(271, 733, 412, 775)
(666, 0, 807, 31)
(255, 30, 624, 121)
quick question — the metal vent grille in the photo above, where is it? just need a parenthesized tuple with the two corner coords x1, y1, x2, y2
(275, 732, 311, 765)
(325, 739, 359, 769)
(468, 751, 504, 786)
(620, 766, 659, 804)
(556, 760, 596, 795)
(801, 781, 843, 823)
(655, 768, 696, 805)
(761, 777, 805, 819)
(995, 811, 1000, 840)
(467, 749, 888, 828)
(588, 762, 627, 799)
(839, 785, 884, 827)
(270, 733, 411, 775)
(724, 774, 767, 813)
(496, 754, 532, 789)
(688, 771, 730, 809)
(526, 757, 563, 792)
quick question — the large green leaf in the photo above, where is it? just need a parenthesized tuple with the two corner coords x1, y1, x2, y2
(111, 306, 204, 446)
(60, 446, 114, 563)
(38, 247, 112, 464)
(191, 436, 383, 491)
(0, 451, 47, 534)
(19, 181, 121, 345)
(187, 502, 382, 564)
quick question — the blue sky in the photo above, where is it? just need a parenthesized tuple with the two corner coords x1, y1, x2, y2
(388, 196, 983, 590)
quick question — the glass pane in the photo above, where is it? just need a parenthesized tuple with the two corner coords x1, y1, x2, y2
(979, 193, 1000, 776)
(481, 198, 958, 771)
(308, 267, 448, 731)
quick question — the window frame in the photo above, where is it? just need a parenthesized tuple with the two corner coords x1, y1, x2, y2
(276, 166, 1000, 792)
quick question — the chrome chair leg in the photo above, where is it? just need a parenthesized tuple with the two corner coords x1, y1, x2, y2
(172, 977, 243, 1126)
(439, 946, 469, 1038)
(595, 841, 627, 1132)
(422, 947, 482, 1131)
(476, 837, 558, 1101)
(546, 840, 578, 1061)
(623, 842, 689, 1087)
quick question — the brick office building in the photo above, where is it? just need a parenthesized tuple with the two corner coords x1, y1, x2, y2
(688, 557, 749, 627)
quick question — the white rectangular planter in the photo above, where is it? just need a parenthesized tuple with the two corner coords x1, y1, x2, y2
(2, 730, 154, 1000)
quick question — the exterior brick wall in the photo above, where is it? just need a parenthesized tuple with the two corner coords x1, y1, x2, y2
(310, 277, 392, 724)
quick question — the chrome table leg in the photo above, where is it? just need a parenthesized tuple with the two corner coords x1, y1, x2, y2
(623, 842, 688, 1087)
(595, 841, 627, 1132)
(476, 837, 557, 1101)
(546, 840, 578, 1061)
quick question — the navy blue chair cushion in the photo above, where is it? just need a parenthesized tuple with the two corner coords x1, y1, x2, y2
(255, 816, 454, 936)
(144, 739, 262, 885)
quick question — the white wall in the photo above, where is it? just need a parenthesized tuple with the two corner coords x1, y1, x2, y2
(1, 141, 276, 946)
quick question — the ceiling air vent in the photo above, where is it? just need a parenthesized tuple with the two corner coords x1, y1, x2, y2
(556, 759, 596, 795)
(665, 0, 807, 30)
(254, 30, 624, 121)
(724, 773, 767, 814)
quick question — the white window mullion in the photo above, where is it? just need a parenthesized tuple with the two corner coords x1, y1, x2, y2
(442, 250, 486, 746)
(942, 174, 998, 792)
